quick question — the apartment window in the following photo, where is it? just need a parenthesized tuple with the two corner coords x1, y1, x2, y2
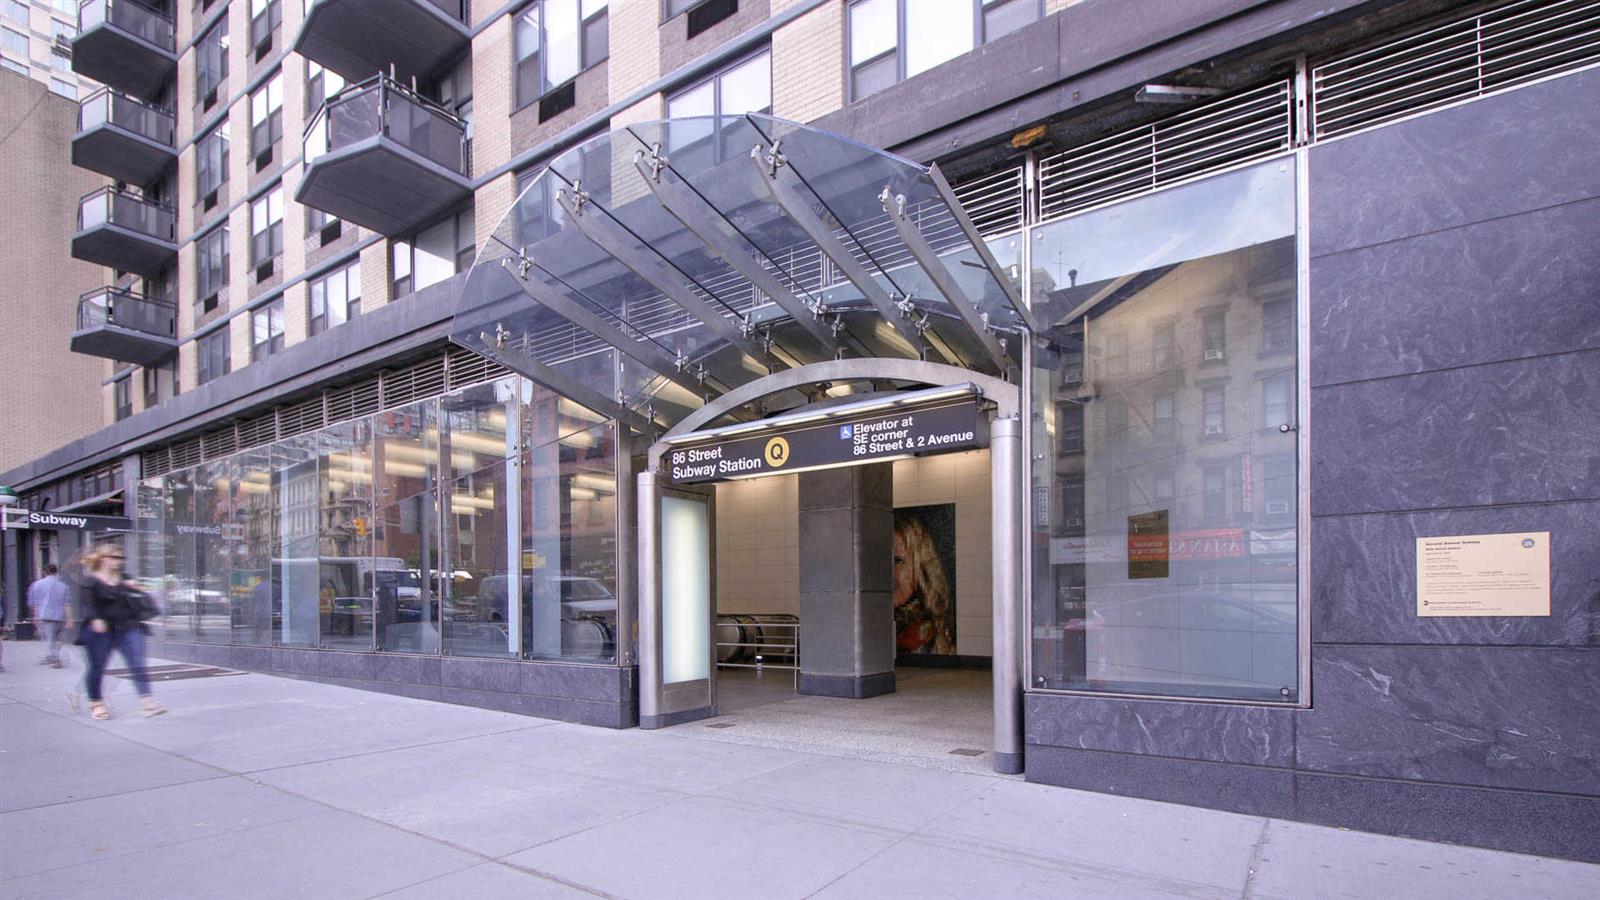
(1263, 457, 1295, 518)
(1263, 373, 1293, 431)
(666, 50, 770, 163)
(249, 0, 281, 60)
(1152, 322, 1175, 371)
(392, 208, 474, 296)
(250, 186, 284, 275)
(51, 0, 74, 13)
(1202, 385, 1225, 438)
(1153, 470, 1176, 503)
(250, 71, 284, 170)
(113, 378, 132, 422)
(2, 26, 26, 56)
(196, 225, 229, 311)
(51, 47, 69, 70)
(197, 326, 231, 384)
(662, 0, 699, 16)
(513, 0, 609, 109)
(308, 259, 361, 335)
(142, 361, 177, 408)
(196, 125, 229, 205)
(305, 60, 345, 114)
(1100, 331, 1126, 377)
(1103, 472, 1128, 515)
(1152, 393, 1175, 441)
(847, 0, 1040, 100)
(1202, 311, 1226, 361)
(0, 56, 24, 76)
(250, 298, 284, 361)
(307, 207, 341, 245)
(1102, 398, 1128, 445)
(1262, 297, 1294, 354)
(1202, 465, 1227, 522)
(49, 77, 75, 99)
(2, 1, 25, 25)
(51, 20, 76, 42)
(195, 21, 229, 107)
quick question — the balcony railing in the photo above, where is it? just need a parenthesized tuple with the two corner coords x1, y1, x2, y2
(72, 287, 178, 364)
(78, 0, 176, 53)
(74, 0, 177, 97)
(78, 287, 176, 336)
(78, 87, 176, 144)
(78, 186, 176, 240)
(304, 75, 470, 176)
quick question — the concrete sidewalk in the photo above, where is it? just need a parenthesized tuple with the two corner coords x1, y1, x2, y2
(1, 639, 1596, 900)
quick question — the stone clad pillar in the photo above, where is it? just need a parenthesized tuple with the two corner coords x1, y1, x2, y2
(796, 463, 895, 698)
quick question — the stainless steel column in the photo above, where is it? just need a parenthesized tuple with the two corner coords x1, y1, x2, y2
(990, 415, 1024, 775)
(636, 469, 662, 727)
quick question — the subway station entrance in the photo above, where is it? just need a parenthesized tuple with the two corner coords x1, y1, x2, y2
(453, 114, 1028, 772)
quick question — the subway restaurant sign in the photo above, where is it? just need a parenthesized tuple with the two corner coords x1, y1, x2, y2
(667, 399, 985, 484)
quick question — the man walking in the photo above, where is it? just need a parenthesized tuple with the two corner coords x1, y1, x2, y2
(28, 565, 74, 668)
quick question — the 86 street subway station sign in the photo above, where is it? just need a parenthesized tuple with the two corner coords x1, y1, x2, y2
(667, 399, 986, 484)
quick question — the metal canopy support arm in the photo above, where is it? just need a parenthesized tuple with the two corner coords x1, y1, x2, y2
(477, 332, 660, 435)
(882, 188, 1016, 372)
(501, 259, 719, 403)
(750, 146, 952, 363)
(631, 154, 843, 355)
(554, 189, 775, 369)
(928, 162, 1040, 335)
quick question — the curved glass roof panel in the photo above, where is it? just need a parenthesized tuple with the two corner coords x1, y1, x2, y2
(452, 114, 1024, 432)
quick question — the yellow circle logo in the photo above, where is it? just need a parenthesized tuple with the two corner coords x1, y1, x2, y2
(763, 436, 791, 468)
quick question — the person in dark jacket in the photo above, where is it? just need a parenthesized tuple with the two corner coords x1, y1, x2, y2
(80, 544, 165, 720)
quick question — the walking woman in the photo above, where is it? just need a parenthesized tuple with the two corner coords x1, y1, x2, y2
(79, 544, 165, 720)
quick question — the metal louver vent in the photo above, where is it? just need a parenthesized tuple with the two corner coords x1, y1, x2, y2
(201, 427, 237, 458)
(1037, 80, 1293, 223)
(1313, 0, 1600, 140)
(952, 165, 1026, 236)
(170, 437, 203, 469)
(381, 356, 447, 409)
(277, 396, 325, 438)
(236, 411, 278, 449)
(446, 346, 510, 389)
(141, 448, 171, 478)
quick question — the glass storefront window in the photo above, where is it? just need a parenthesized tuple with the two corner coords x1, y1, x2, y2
(441, 379, 519, 659)
(272, 436, 321, 647)
(319, 422, 376, 651)
(1029, 158, 1300, 703)
(373, 400, 442, 654)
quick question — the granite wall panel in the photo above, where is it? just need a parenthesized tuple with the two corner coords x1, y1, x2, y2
(1312, 500, 1600, 646)
(1309, 349, 1600, 516)
(1293, 771, 1600, 864)
(1297, 645, 1600, 796)
(1309, 65, 1600, 257)
(1309, 197, 1600, 388)
(1025, 693, 1295, 768)
(1025, 745, 1296, 819)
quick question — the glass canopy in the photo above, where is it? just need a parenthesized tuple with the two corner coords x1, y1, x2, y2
(450, 114, 1025, 432)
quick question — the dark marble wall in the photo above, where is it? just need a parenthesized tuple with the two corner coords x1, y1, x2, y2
(150, 639, 639, 729)
(1026, 65, 1600, 863)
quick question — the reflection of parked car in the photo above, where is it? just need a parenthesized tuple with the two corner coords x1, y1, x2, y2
(477, 574, 617, 661)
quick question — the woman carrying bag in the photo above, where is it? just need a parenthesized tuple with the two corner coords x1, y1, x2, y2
(79, 544, 165, 720)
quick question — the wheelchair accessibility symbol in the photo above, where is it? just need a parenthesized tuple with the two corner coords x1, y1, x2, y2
(763, 436, 791, 468)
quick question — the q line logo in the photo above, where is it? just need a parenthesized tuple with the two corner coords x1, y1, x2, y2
(763, 436, 790, 468)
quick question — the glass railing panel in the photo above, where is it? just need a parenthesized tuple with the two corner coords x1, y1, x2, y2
(80, 0, 177, 52)
(79, 188, 176, 240)
(78, 288, 177, 337)
(79, 89, 175, 146)
(326, 86, 382, 153)
(385, 89, 466, 175)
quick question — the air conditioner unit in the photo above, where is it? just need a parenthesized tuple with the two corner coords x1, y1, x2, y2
(1265, 501, 1290, 514)
(1204, 423, 1225, 436)
(1064, 517, 1084, 527)
(1204, 348, 1226, 361)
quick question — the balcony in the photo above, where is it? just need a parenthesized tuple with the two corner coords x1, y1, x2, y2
(71, 287, 178, 365)
(71, 187, 178, 276)
(73, 0, 178, 99)
(297, 76, 472, 236)
(71, 89, 177, 185)
(293, 0, 469, 84)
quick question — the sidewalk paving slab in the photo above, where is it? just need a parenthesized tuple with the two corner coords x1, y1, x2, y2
(2, 639, 1598, 900)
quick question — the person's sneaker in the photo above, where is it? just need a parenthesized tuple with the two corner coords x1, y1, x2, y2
(140, 698, 167, 718)
(49, 659, 62, 669)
